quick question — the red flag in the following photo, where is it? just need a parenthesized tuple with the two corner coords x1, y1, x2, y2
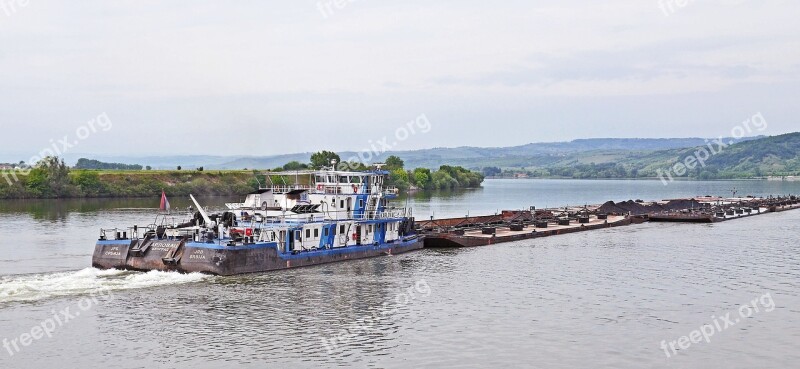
(160, 190, 171, 212)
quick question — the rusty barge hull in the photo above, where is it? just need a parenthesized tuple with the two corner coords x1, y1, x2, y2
(93, 238, 423, 276)
(424, 216, 632, 248)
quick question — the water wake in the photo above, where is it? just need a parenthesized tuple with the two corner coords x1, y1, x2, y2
(0, 268, 209, 304)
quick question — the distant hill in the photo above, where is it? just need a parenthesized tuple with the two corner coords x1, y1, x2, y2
(503, 133, 800, 179)
(54, 136, 768, 172)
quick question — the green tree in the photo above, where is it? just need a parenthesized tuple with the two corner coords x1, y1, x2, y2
(310, 151, 341, 169)
(388, 168, 410, 190)
(385, 156, 404, 170)
(412, 168, 432, 189)
(72, 170, 104, 196)
(283, 161, 309, 170)
(25, 168, 49, 197)
(482, 167, 502, 177)
(26, 156, 70, 197)
(75, 158, 142, 170)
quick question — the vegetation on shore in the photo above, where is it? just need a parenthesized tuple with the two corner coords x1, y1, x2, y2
(382, 156, 484, 191)
(0, 157, 257, 199)
(266, 153, 484, 191)
(75, 158, 145, 171)
(0, 152, 485, 199)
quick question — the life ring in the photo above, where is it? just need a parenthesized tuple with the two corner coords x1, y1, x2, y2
(352, 184, 358, 193)
(352, 233, 357, 240)
(317, 184, 323, 191)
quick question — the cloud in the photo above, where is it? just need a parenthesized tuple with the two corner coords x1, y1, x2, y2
(0, 0, 798, 157)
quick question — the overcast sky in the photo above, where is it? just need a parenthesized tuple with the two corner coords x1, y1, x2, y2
(1, 0, 798, 159)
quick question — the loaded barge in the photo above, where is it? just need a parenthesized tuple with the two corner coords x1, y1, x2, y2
(92, 165, 422, 276)
(646, 196, 800, 223)
(420, 195, 799, 248)
(419, 207, 635, 248)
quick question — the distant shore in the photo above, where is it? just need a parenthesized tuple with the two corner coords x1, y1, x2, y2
(0, 168, 484, 200)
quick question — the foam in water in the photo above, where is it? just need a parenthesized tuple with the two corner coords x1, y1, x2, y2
(0, 268, 209, 304)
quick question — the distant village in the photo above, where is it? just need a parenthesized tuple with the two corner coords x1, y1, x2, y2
(0, 162, 24, 170)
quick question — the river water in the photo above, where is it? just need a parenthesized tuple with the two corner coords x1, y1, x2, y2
(1, 179, 799, 368)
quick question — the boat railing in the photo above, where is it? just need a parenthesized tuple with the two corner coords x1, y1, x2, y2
(245, 207, 412, 225)
(268, 183, 395, 197)
(99, 224, 156, 241)
(270, 184, 313, 193)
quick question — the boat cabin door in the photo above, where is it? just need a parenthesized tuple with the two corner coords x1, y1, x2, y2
(355, 225, 362, 245)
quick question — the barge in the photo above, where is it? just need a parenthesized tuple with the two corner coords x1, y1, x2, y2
(423, 214, 632, 248)
(92, 165, 423, 276)
(422, 195, 799, 248)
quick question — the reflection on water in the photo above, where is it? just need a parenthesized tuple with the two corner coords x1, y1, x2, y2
(1, 180, 799, 368)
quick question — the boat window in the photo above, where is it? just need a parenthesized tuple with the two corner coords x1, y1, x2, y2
(306, 229, 311, 238)
(314, 228, 319, 238)
(351, 176, 361, 184)
(359, 199, 365, 208)
(340, 200, 344, 208)
(340, 224, 345, 234)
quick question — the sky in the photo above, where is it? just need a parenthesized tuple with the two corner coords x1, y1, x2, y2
(0, 0, 798, 160)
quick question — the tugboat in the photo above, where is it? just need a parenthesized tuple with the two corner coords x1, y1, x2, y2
(92, 163, 422, 275)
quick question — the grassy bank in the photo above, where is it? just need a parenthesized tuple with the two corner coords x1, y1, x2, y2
(1, 155, 486, 199)
(0, 170, 259, 199)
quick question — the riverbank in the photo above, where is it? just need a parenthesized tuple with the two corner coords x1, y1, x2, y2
(0, 170, 258, 199)
(0, 167, 485, 199)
